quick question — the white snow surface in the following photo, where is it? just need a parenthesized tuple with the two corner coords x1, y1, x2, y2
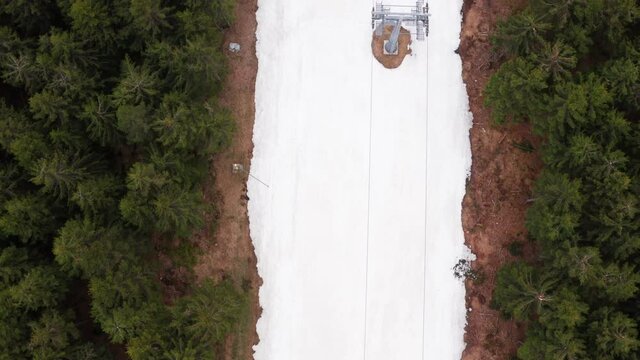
(248, 0, 472, 359)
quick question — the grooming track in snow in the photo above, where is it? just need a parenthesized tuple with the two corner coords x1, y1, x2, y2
(248, 1, 472, 359)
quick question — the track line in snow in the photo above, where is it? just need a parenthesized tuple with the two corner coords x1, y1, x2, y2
(421, 39, 430, 360)
(364, 10, 429, 357)
(362, 52, 374, 360)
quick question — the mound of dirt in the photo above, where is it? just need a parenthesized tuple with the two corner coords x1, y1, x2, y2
(371, 25, 412, 69)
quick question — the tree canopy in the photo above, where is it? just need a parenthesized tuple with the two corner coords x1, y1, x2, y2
(487, 1, 640, 358)
(0, 0, 244, 358)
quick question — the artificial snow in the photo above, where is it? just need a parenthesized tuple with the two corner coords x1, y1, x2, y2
(248, 0, 472, 359)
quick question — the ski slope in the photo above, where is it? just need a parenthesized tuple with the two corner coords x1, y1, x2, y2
(248, 0, 472, 359)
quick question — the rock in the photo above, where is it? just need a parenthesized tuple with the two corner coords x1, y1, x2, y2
(229, 42, 241, 53)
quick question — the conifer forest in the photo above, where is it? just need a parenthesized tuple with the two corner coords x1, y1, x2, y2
(0, 1, 244, 359)
(486, 1, 640, 358)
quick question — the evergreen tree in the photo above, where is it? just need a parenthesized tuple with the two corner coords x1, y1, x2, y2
(0, 0, 242, 356)
(488, 1, 640, 358)
(9, 266, 67, 312)
(492, 9, 551, 56)
(493, 262, 558, 321)
(484, 57, 548, 124)
(28, 310, 79, 360)
(0, 194, 56, 243)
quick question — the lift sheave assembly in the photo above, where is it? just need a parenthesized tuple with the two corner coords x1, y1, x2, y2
(371, 1, 430, 55)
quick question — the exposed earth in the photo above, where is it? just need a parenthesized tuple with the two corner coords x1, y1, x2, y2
(372, 25, 413, 69)
(459, 0, 540, 359)
(192, 0, 261, 358)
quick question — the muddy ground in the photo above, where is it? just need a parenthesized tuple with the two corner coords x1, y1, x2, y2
(459, 0, 540, 359)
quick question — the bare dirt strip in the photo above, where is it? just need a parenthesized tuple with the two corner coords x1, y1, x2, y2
(193, 0, 261, 358)
(459, 0, 541, 359)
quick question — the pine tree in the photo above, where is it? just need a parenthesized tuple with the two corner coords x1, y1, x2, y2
(493, 262, 558, 320)
(553, 246, 603, 286)
(112, 58, 160, 106)
(29, 91, 71, 125)
(72, 175, 122, 218)
(116, 104, 151, 144)
(30, 153, 92, 198)
(1, 53, 41, 92)
(589, 308, 640, 358)
(9, 266, 68, 312)
(484, 57, 549, 124)
(81, 95, 121, 147)
(9, 131, 49, 171)
(153, 187, 204, 236)
(492, 9, 551, 56)
(535, 41, 577, 79)
(526, 171, 583, 249)
(28, 310, 79, 360)
(538, 287, 588, 331)
(0, 0, 57, 33)
(129, 0, 173, 40)
(0, 194, 56, 243)
(0, 246, 30, 285)
(126, 162, 168, 197)
(173, 280, 246, 345)
(68, 0, 120, 48)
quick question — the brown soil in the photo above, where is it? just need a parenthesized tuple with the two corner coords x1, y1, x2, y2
(372, 25, 412, 69)
(192, 0, 261, 359)
(459, 0, 540, 359)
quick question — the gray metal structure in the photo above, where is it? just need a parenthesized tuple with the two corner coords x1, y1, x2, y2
(371, 1, 430, 54)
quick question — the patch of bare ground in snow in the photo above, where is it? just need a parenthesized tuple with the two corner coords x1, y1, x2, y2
(459, 0, 541, 359)
(192, 0, 261, 358)
(372, 25, 412, 69)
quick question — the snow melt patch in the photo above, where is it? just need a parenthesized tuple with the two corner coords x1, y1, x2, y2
(248, 0, 472, 359)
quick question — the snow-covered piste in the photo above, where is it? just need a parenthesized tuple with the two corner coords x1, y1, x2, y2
(248, 0, 472, 359)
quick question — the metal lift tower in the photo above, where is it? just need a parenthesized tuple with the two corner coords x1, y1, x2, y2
(372, 1, 430, 54)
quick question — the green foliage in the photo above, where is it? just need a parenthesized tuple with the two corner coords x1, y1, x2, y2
(72, 176, 122, 218)
(174, 280, 247, 344)
(129, 0, 172, 39)
(0, 194, 57, 242)
(28, 310, 79, 360)
(54, 219, 140, 278)
(113, 58, 160, 106)
(492, 9, 551, 56)
(116, 103, 151, 144)
(127, 280, 246, 360)
(484, 57, 548, 124)
(153, 187, 204, 237)
(526, 171, 583, 250)
(0, 0, 239, 357)
(68, 0, 122, 48)
(534, 41, 577, 79)
(488, 1, 640, 357)
(0, 0, 57, 34)
(9, 266, 67, 312)
(589, 308, 640, 358)
(30, 152, 93, 198)
(81, 96, 120, 146)
(493, 262, 557, 321)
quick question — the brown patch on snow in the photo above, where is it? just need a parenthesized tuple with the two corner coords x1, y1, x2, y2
(372, 25, 412, 69)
